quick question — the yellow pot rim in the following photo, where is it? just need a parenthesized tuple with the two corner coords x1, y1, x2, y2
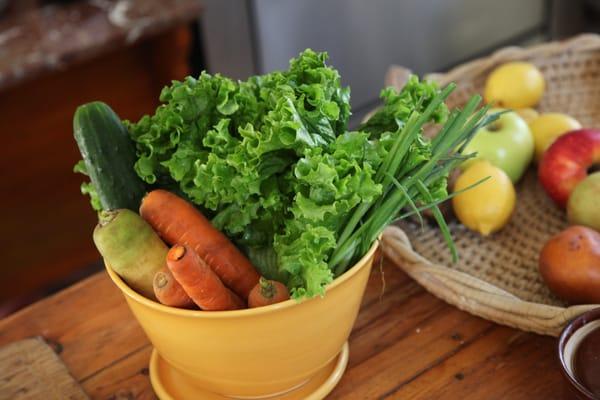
(106, 238, 380, 319)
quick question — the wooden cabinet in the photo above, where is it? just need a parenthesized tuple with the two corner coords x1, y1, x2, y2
(0, 0, 199, 309)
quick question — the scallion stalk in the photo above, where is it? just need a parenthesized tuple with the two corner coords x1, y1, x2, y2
(329, 83, 499, 276)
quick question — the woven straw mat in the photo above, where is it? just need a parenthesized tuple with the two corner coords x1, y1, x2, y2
(381, 34, 600, 336)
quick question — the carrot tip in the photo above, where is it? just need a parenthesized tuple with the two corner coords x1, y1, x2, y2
(259, 278, 276, 299)
(168, 245, 186, 261)
(154, 272, 168, 289)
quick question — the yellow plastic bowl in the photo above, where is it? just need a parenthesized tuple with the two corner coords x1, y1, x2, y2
(106, 241, 378, 398)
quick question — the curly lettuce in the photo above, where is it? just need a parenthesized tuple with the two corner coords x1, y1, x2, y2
(124, 49, 473, 298)
(125, 50, 357, 297)
(73, 160, 102, 212)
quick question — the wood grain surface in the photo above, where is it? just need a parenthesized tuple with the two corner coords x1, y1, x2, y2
(0, 337, 89, 400)
(0, 258, 565, 399)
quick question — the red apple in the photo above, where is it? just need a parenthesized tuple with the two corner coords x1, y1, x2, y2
(538, 129, 600, 208)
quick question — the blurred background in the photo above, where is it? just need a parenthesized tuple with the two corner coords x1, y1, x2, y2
(0, 0, 597, 316)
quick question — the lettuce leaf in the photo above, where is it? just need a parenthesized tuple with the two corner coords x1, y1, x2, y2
(73, 160, 102, 211)
(273, 132, 382, 296)
(124, 49, 453, 298)
(360, 75, 448, 138)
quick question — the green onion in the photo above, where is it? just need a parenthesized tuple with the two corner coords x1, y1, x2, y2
(330, 83, 497, 276)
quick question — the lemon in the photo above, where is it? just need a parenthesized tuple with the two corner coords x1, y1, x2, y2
(515, 108, 539, 124)
(528, 112, 581, 161)
(452, 161, 516, 236)
(484, 62, 545, 108)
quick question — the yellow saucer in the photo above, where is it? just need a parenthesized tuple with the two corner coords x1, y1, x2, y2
(149, 342, 349, 400)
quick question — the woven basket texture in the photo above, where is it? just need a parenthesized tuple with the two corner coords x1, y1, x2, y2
(381, 34, 600, 336)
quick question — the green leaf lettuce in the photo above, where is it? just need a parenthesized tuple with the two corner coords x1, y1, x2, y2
(122, 49, 485, 298)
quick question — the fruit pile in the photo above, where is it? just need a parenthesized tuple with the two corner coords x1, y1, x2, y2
(449, 62, 600, 304)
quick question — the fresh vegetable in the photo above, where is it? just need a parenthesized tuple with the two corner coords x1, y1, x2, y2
(140, 189, 260, 299)
(93, 209, 166, 299)
(153, 267, 194, 308)
(539, 129, 600, 208)
(452, 160, 515, 236)
(331, 88, 495, 274)
(484, 62, 545, 108)
(248, 278, 290, 308)
(73, 161, 101, 211)
(166, 244, 245, 311)
(539, 225, 600, 304)
(119, 50, 493, 298)
(73, 102, 146, 211)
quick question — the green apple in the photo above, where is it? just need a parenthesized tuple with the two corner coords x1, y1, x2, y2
(461, 109, 534, 183)
(568, 172, 600, 231)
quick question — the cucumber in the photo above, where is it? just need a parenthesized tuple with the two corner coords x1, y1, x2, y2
(73, 101, 145, 211)
(94, 209, 167, 300)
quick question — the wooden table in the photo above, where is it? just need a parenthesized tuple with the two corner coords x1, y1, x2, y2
(0, 258, 564, 399)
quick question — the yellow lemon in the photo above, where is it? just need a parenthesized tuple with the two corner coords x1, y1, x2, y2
(484, 62, 545, 108)
(528, 112, 582, 161)
(452, 160, 516, 236)
(515, 108, 539, 124)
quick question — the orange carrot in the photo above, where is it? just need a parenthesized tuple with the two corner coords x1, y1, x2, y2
(248, 277, 290, 308)
(166, 244, 245, 311)
(140, 190, 260, 299)
(153, 267, 195, 308)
